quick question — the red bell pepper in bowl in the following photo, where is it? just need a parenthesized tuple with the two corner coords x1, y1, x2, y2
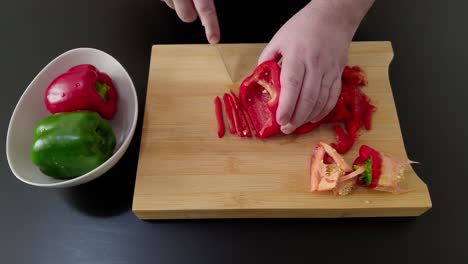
(45, 64, 118, 120)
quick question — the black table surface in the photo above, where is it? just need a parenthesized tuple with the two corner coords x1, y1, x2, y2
(1, 0, 466, 263)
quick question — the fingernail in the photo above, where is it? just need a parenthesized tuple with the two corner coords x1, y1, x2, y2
(281, 123, 295, 135)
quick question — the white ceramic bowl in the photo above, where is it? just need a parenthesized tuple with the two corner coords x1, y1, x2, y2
(6, 48, 138, 188)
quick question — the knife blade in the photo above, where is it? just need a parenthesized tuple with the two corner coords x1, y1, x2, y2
(216, 44, 234, 83)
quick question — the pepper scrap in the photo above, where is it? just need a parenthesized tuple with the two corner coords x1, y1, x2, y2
(310, 141, 359, 195)
(353, 145, 416, 193)
(353, 145, 382, 188)
(239, 60, 282, 138)
(309, 142, 414, 196)
(45, 64, 118, 120)
(31, 111, 116, 179)
(214, 96, 225, 138)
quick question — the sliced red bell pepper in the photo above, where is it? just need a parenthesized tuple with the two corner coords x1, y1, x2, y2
(342, 66, 367, 88)
(331, 125, 354, 154)
(325, 96, 350, 123)
(45, 64, 118, 120)
(222, 93, 236, 134)
(214, 96, 225, 138)
(229, 92, 251, 137)
(293, 121, 322, 135)
(353, 145, 383, 188)
(239, 60, 282, 138)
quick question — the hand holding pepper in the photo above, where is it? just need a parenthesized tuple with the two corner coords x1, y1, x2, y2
(257, 0, 375, 134)
(160, 0, 220, 44)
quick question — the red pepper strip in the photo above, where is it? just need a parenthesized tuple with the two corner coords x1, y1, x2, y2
(293, 121, 322, 135)
(353, 145, 382, 188)
(229, 93, 252, 137)
(364, 104, 376, 130)
(227, 95, 242, 137)
(214, 96, 225, 138)
(222, 93, 236, 134)
(331, 125, 354, 154)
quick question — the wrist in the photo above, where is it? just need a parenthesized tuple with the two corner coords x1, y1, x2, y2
(307, 0, 375, 38)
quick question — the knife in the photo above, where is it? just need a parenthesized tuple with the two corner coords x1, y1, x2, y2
(216, 44, 234, 83)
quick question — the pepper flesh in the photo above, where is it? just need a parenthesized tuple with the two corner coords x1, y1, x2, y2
(222, 93, 236, 134)
(330, 125, 354, 154)
(239, 60, 282, 138)
(229, 92, 251, 137)
(310, 141, 353, 192)
(45, 64, 118, 120)
(31, 111, 116, 179)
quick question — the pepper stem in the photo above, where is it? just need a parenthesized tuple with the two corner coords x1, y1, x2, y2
(95, 81, 110, 102)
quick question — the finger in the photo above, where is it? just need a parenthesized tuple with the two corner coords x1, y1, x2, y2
(275, 55, 305, 127)
(173, 0, 198, 23)
(163, 0, 175, 9)
(258, 41, 282, 65)
(281, 64, 322, 134)
(310, 75, 341, 122)
(307, 70, 337, 122)
(193, 0, 220, 44)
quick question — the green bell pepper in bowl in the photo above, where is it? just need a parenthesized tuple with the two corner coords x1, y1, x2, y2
(31, 111, 116, 179)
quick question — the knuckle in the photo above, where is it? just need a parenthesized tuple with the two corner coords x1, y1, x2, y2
(197, 4, 216, 17)
(301, 95, 318, 108)
(307, 53, 321, 67)
(286, 75, 302, 89)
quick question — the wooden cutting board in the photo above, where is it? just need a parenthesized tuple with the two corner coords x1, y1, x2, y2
(132, 42, 432, 220)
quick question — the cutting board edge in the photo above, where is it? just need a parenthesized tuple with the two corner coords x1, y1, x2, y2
(131, 181, 432, 220)
(132, 204, 432, 220)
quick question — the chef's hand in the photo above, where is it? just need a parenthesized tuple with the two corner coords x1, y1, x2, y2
(161, 0, 220, 44)
(258, 0, 375, 134)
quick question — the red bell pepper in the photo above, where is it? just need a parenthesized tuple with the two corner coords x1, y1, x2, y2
(45, 64, 118, 120)
(239, 60, 282, 138)
(214, 96, 225, 138)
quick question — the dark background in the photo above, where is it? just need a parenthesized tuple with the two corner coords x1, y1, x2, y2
(1, 0, 465, 263)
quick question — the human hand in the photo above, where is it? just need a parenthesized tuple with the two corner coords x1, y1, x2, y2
(161, 0, 220, 44)
(258, 0, 375, 134)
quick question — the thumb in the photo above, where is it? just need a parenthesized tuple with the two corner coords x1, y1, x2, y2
(258, 42, 282, 65)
